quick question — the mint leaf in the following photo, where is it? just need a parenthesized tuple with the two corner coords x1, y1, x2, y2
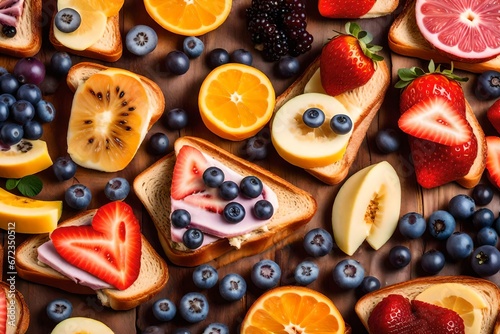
(5, 179, 19, 191)
(16, 175, 43, 197)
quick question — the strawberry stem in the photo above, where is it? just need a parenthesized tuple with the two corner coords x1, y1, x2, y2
(330, 22, 384, 62)
(395, 60, 469, 89)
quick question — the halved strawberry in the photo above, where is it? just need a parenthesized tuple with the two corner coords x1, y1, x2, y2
(0, 289, 6, 334)
(183, 189, 227, 214)
(171, 145, 209, 200)
(398, 96, 472, 146)
(485, 136, 500, 189)
(412, 300, 465, 334)
(486, 99, 500, 135)
(51, 201, 142, 290)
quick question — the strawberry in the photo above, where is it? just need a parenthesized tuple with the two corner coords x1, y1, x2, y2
(0, 289, 6, 334)
(412, 300, 465, 334)
(171, 145, 209, 200)
(320, 22, 383, 97)
(318, 0, 376, 18)
(398, 96, 472, 146)
(51, 201, 142, 290)
(486, 99, 500, 134)
(485, 136, 500, 189)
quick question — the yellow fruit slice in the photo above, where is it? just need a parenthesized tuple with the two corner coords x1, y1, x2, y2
(0, 187, 62, 234)
(144, 0, 232, 36)
(58, 0, 124, 17)
(241, 286, 345, 334)
(0, 139, 52, 179)
(51, 317, 114, 334)
(414, 283, 488, 334)
(199, 63, 275, 141)
(67, 71, 150, 172)
(271, 93, 353, 169)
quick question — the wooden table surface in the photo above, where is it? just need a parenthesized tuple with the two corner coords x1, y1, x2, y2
(1, 0, 499, 333)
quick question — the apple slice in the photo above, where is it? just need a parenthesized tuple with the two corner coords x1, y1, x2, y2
(331, 161, 401, 256)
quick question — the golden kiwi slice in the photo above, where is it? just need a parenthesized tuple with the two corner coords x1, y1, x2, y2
(67, 72, 150, 172)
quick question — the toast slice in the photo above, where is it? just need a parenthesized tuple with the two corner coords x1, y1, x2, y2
(389, 0, 500, 73)
(273, 57, 390, 185)
(133, 136, 317, 267)
(0, 280, 30, 334)
(355, 276, 500, 334)
(0, 0, 42, 58)
(15, 209, 169, 311)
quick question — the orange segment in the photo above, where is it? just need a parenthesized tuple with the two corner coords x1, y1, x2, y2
(199, 63, 275, 141)
(241, 286, 346, 334)
(143, 0, 232, 36)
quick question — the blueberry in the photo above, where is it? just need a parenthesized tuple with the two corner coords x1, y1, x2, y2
(240, 175, 263, 198)
(330, 114, 352, 135)
(50, 52, 72, 77)
(171, 209, 191, 228)
(303, 228, 333, 257)
(192, 264, 218, 289)
(471, 245, 500, 277)
(219, 273, 247, 301)
(398, 212, 426, 239)
(388, 245, 411, 268)
(230, 49, 253, 65)
(148, 132, 169, 155)
(446, 231, 474, 260)
(46, 299, 72, 323)
(142, 326, 165, 334)
(471, 183, 494, 206)
(332, 259, 365, 289)
(165, 107, 188, 130)
(243, 135, 268, 160)
(202, 323, 229, 334)
(448, 194, 475, 220)
(16, 84, 41, 105)
(0, 73, 19, 94)
(302, 107, 325, 128)
(203, 166, 225, 188)
(65, 184, 92, 210)
(0, 94, 15, 109)
(472, 208, 494, 229)
(218, 180, 239, 201)
(475, 70, 500, 100)
(53, 156, 77, 181)
(11, 100, 35, 124)
(207, 48, 230, 69)
(420, 249, 445, 274)
(172, 329, 191, 334)
(495, 216, 500, 235)
(251, 259, 281, 290)
(152, 298, 176, 322)
(223, 202, 245, 223)
(179, 292, 209, 323)
(0, 122, 23, 145)
(183, 228, 204, 249)
(277, 56, 300, 78)
(35, 100, 56, 123)
(358, 276, 381, 295)
(0, 67, 7, 75)
(476, 227, 498, 246)
(375, 128, 401, 154)
(23, 119, 43, 140)
(183, 36, 204, 59)
(55, 8, 81, 33)
(104, 177, 130, 201)
(165, 51, 190, 75)
(0, 101, 8, 121)
(2, 26, 15, 38)
(427, 210, 456, 240)
(126, 25, 158, 56)
(253, 199, 274, 220)
(294, 260, 319, 286)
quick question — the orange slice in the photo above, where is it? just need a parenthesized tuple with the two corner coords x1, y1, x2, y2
(199, 63, 275, 141)
(143, 0, 232, 36)
(241, 286, 346, 334)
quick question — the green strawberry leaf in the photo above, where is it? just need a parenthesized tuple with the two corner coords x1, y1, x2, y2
(7, 175, 43, 197)
(5, 179, 19, 191)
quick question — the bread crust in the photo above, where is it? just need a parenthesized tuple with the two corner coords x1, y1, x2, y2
(133, 136, 317, 267)
(0, 281, 30, 334)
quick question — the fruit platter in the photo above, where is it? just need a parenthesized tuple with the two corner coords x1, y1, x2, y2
(0, 0, 499, 333)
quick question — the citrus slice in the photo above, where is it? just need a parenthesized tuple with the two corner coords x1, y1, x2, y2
(144, 0, 232, 36)
(58, 0, 124, 17)
(199, 63, 275, 141)
(271, 93, 353, 169)
(67, 71, 150, 172)
(240, 286, 345, 334)
(0, 139, 52, 179)
(414, 283, 488, 334)
(415, 0, 500, 62)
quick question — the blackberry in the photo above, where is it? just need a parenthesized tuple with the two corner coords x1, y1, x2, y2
(289, 30, 313, 56)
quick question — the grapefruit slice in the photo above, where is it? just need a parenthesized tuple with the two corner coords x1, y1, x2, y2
(415, 0, 500, 63)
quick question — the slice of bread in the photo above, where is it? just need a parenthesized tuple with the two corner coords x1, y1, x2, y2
(133, 136, 317, 267)
(389, 0, 500, 73)
(15, 210, 169, 311)
(0, 281, 30, 334)
(49, 13, 122, 62)
(360, 0, 400, 18)
(66, 61, 165, 130)
(0, 0, 42, 58)
(273, 57, 390, 185)
(355, 276, 500, 334)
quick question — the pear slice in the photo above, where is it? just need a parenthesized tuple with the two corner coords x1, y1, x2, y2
(331, 161, 401, 256)
(51, 317, 114, 334)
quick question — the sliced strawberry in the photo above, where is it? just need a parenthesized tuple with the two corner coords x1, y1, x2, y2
(412, 300, 465, 334)
(183, 189, 227, 214)
(398, 96, 472, 146)
(486, 99, 500, 135)
(486, 136, 500, 189)
(0, 289, 6, 334)
(51, 201, 142, 290)
(171, 145, 209, 200)
(318, 0, 375, 18)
